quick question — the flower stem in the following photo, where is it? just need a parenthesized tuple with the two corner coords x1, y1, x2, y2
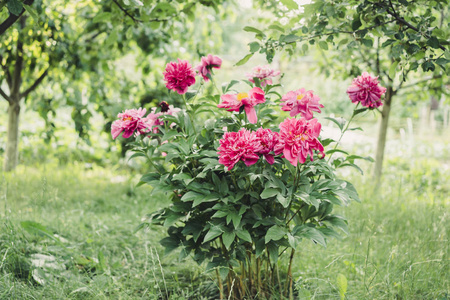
(327, 103, 360, 163)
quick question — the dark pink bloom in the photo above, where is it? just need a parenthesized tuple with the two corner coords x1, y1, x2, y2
(255, 128, 279, 165)
(163, 59, 196, 94)
(347, 72, 387, 108)
(218, 129, 262, 170)
(217, 87, 265, 124)
(111, 108, 150, 139)
(280, 88, 323, 120)
(278, 118, 325, 166)
(195, 54, 222, 81)
(246, 65, 281, 87)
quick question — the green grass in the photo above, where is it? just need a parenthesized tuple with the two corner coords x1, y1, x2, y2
(0, 159, 448, 299)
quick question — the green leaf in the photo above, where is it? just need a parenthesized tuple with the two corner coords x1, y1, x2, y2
(337, 273, 348, 300)
(7, 0, 23, 16)
(181, 191, 202, 202)
(93, 12, 112, 23)
(235, 53, 253, 66)
(193, 193, 219, 207)
(203, 225, 223, 243)
(222, 231, 235, 249)
(265, 225, 287, 244)
(427, 36, 440, 49)
(20, 221, 61, 244)
(236, 229, 252, 243)
(389, 61, 399, 80)
(324, 117, 344, 131)
(160, 236, 180, 254)
(268, 24, 285, 32)
(267, 242, 279, 264)
(23, 4, 38, 21)
(282, 34, 300, 43)
(248, 42, 260, 53)
(280, 0, 298, 9)
(318, 41, 328, 50)
(276, 194, 290, 208)
(260, 188, 279, 199)
(422, 61, 435, 72)
(298, 227, 327, 247)
(243, 26, 265, 36)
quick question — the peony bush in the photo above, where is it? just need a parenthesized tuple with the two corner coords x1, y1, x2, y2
(112, 56, 385, 299)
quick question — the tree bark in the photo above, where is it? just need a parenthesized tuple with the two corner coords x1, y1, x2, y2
(4, 100, 21, 171)
(373, 86, 394, 181)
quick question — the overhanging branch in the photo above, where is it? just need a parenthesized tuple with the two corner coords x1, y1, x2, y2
(0, 87, 11, 103)
(20, 68, 49, 99)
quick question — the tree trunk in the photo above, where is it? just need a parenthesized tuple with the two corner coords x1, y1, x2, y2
(373, 86, 393, 181)
(4, 100, 21, 171)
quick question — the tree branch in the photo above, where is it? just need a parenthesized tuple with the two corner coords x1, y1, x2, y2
(285, 20, 396, 45)
(111, 0, 170, 23)
(372, 1, 448, 52)
(0, 54, 12, 88)
(0, 0, 34, 36)
(20, 68, 49, 99)
(112, 0, 140, 23)
(0, 86, 11, 103)
(397, 75, 443, 91)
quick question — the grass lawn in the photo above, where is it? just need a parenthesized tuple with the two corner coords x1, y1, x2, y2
(0, 158, 448, 299)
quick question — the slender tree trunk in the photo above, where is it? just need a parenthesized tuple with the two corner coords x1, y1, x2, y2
(373, 86, 394, 181)
(4, 99, 21, 171)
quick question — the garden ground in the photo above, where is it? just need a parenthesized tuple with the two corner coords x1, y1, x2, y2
(0, 131, 449, 299)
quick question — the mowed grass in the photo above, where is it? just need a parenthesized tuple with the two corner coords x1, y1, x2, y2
(0, 159, 448, 299)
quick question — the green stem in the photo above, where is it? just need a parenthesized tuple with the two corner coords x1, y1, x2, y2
(327, 103, 360, 163)
(211, 77, 222, 99)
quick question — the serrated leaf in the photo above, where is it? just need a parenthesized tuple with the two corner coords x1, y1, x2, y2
(7, 0, 23, 16)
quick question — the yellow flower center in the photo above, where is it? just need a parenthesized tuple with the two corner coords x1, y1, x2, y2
(296, 94, 304, 101)
(237, 93, 248, 101)
(122, 117, 133, 121)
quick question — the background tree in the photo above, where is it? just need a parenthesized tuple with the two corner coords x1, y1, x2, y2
(244, 0, 449, 180)
(0, 0, 233, 171)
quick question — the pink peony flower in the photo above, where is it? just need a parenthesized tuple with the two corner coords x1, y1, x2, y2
(111, 108, 150, 139)
(218, 129, 262, 170)
(347, 72, 387, 108)
(280, 88, 323, 120)
(217, 87, 265, 124)
(246, 65, 281, 87)
(255, 128, 279, 165)
(143, 105, 181, 133)
(278, 118, 325, 166)
(195, 54, 222, 81)
(163, 59, 196, 94)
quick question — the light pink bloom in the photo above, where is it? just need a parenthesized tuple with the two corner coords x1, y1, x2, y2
(278, 118, 325, 166)
(246, 65, 281, 87)
(347, 72, 387, 108)
(111, 108, 150, 139)
(218, 129, 262, 170)
(163, 59, 196, 94)
(255, 128, 279, 165)
(217, 87, 265, 124)
(280, 88, 323, 119)
(195, 54, 222, 81)
(143, 105, 181, 133)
